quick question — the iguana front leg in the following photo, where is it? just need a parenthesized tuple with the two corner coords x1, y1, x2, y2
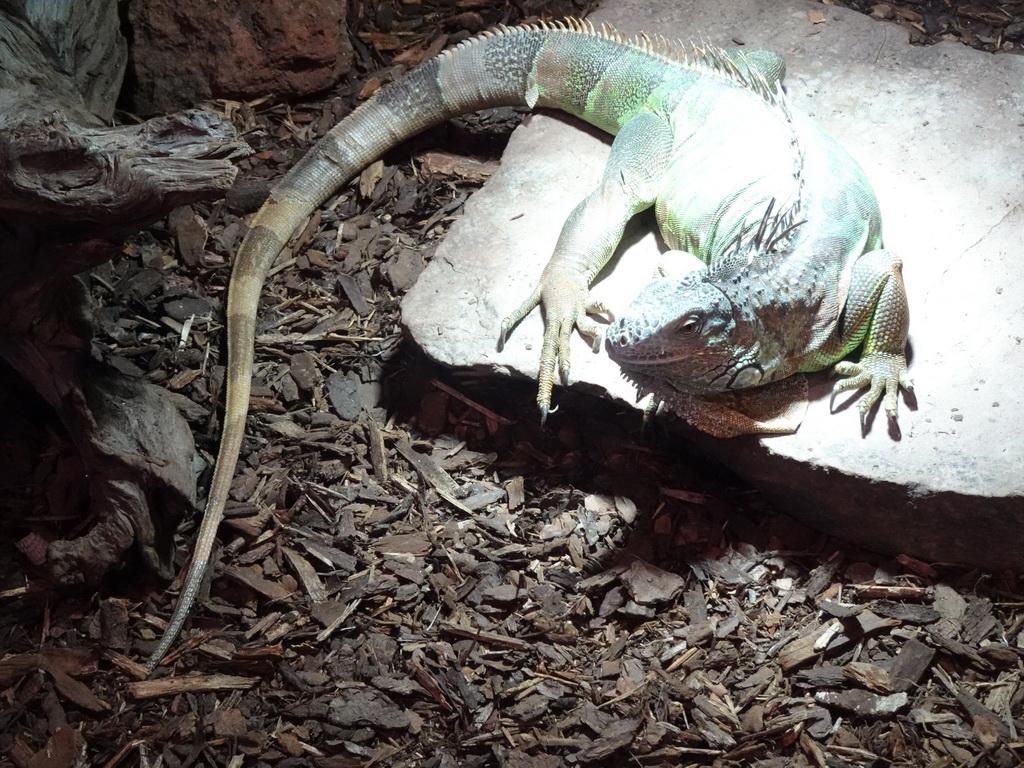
(501, 111, 674, 419)
(829, 248, 913, 423)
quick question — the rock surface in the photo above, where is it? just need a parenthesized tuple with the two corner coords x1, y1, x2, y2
(127, 0, 352, 115)
(403, 0, 1024, 568)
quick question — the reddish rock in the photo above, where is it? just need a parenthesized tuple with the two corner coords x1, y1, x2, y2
(127, 0, 352, 114)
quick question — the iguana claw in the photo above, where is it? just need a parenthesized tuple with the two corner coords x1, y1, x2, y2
(832, 352, 913, 422)
(501, 270, 598, 419)
(538, 402, 550, 425)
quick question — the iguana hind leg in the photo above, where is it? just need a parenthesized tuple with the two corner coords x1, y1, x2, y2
(829, 248, 913, 423)
(500, 110, 675, 419)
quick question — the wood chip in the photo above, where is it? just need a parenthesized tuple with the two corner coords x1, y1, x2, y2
(128, 674, 258, 699)
(283, 547, 329, 602)
(842, 661, 894, 694)
(416, 150, 498, 183)
(815, 689, 909, 717)
(889, 637, 936, 692)
(393, 438, 472, 513)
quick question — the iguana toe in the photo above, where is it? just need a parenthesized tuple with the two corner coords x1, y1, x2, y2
(832, 352, 909, 421)
(506, 269, 599, 420)
(575, 315, 605, 352)
(532, 307, 575, 418)
(500, 288, 542, 347)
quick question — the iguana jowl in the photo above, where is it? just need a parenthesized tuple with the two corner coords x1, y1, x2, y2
(146, 20, 911, 669)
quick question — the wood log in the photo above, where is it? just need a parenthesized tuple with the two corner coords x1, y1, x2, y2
(0, 0, 248, 583)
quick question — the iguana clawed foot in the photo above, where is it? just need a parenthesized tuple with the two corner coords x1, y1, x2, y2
(501, 270, 607, 422)
(832, 351, 913, 424)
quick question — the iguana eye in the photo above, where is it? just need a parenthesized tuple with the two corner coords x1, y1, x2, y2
(676, 313, 703, 336)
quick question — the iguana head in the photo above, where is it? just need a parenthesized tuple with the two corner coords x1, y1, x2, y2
(605, 271, 766, 396)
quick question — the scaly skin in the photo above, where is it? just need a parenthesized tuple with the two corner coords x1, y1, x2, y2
(147, 20, 908, 670)
(603, 107, 913, 436)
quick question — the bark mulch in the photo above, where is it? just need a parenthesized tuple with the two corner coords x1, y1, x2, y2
(3, 2, 1024, 766)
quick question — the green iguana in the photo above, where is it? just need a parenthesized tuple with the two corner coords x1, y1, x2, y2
(146, 19, 911, 669)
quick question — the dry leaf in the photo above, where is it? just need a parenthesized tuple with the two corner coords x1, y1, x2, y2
(359, 159, 385, 198)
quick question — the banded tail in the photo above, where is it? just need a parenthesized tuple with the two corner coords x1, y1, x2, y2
(146, 20, 699, 670)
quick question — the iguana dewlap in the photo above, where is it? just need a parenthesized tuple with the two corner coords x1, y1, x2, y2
(146, 20, 911, 669)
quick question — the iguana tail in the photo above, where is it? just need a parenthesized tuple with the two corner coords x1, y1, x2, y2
(147, 19, 688, 670)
